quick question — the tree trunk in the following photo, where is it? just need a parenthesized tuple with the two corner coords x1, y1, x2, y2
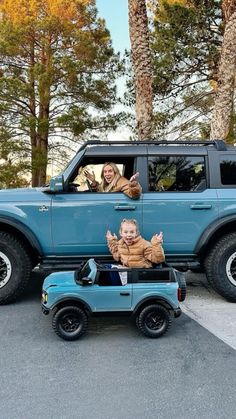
(29, 37, 39, 187)
(128, 0, 153, 140)
(210, 6, 236, 140)
(31, 40, 51, 186)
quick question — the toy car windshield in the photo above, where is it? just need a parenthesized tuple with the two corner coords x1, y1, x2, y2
(74, 259, 97, 285)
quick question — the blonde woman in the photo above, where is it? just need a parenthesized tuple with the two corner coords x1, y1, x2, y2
(84, 162, 142, 199)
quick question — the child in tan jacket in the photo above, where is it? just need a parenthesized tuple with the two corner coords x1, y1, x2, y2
(106, 219, 165, 269)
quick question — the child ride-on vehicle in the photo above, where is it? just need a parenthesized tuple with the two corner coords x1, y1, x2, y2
(41, 259, 186, 341)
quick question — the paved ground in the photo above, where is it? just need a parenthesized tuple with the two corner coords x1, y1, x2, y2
(183, 271, 236, 350)
(0, 271, 236, 419)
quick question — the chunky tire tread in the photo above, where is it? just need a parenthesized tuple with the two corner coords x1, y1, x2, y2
(52, 306, 88, 341)
(137, 304, 171, 338)
(0, 232, 32, 304)
(190, 266, 205, 274)
(205, 233, 236, 302)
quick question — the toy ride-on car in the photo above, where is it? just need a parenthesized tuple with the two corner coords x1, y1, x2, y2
(41, 259, 186, 341)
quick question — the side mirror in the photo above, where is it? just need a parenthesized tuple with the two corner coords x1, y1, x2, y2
(81, 277, 93, 286)
(49, 175, 64, 192)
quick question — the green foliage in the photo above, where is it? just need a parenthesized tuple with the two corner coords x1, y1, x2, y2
(226, 109, 236, 145)
(0, 1, 124, 186)
(57, 107, 128, 138)
(0, 128, 30, 188)
(151, 0, 224, 140)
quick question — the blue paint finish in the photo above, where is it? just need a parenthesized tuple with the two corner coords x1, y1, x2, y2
(0, 187, 52, 253)
(132, 282, 179, 310)
(143, 190, 219, 253)
(51, 192, 142, 255)
(216, 189, 236, 218)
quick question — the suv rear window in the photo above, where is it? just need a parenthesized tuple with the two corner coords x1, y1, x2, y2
(220, 155, 236, 185)
(148, 156, 206, 192)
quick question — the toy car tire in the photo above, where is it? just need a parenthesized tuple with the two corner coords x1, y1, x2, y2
(136, 304, 171, 338)
(52, 306, 88, 341)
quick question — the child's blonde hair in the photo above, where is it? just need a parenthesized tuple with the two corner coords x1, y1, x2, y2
(119, 219, 140, 236)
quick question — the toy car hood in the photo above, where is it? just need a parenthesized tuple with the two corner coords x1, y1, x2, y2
(43, 271, 76, 290)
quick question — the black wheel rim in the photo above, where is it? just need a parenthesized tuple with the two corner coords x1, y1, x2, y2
(145, 311, 165, 331)
(60, 313, 81, 333)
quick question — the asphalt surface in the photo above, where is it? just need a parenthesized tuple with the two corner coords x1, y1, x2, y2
(182, 272, 236, 350)
(0, 272, 236, 419)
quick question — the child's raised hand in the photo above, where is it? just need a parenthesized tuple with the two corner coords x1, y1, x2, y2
(106, 230, 117, 240)
(129, 172, 139, 183)
(151, 231, 163, 244)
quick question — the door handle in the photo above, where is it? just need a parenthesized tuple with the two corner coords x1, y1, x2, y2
(190, 204, 212, 210)
(120, 292, 130, 296)
(114, 205, 136, 211)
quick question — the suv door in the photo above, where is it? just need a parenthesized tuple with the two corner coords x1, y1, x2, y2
(143, 151, 219, 257)
(51, 157, 143, 256)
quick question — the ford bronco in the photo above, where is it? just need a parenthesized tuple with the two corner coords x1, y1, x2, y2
(1, 139, 236, 303)
(41, 259, 186, 340)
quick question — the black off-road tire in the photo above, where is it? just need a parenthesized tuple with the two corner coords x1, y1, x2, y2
(205, 233, 236, 302)
(0, 232, 32, 304)
(136, 304, 171, 338)
(52, 306, 88, 341)
(190, 266, 205, 274)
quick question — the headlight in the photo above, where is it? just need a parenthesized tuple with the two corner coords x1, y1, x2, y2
(41, 291, 48, 304)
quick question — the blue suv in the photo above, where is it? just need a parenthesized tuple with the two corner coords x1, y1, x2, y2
(41, 259, 186, 340)
(1, 139, 236, 303)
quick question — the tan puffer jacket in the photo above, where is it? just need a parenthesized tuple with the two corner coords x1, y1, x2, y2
(107, 235, 165, 268)
(92, 176, 142, 199)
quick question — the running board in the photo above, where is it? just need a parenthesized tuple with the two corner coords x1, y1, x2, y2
(35, 256, 200, 273)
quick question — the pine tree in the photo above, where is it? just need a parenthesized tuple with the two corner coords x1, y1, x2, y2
(151, 0, 222, 140)
(0, 0, 123, 186)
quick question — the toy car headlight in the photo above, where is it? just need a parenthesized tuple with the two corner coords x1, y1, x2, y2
(42, 291, 48, 304)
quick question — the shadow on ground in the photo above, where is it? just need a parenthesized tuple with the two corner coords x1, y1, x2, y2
(24, 271, 48, 301)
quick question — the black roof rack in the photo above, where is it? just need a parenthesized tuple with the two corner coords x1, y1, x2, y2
(78, 139, 227, 151)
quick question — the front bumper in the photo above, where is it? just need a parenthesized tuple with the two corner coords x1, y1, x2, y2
(41, 304, 50, 315)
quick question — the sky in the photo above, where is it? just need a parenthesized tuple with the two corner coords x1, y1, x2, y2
(96, 1, 132, 141)
(96, 0, 130, 54)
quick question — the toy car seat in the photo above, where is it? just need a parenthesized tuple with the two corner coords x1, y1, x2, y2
(98, 264, 122, 286)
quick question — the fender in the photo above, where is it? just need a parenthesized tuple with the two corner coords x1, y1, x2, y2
(195, 214, 236, 253)
(51, 296, 92, 313)
(0, 215, 43, 255)
(133, 296, 173, 315)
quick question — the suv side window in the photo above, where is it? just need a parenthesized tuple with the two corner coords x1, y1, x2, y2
(148, 156, 206, 192)
(220, 155, 236, 185)
(68, 156, 135, 192)
(75, 163, 124, 191)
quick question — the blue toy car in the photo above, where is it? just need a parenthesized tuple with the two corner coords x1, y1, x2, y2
(41, 259, 186, 340)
